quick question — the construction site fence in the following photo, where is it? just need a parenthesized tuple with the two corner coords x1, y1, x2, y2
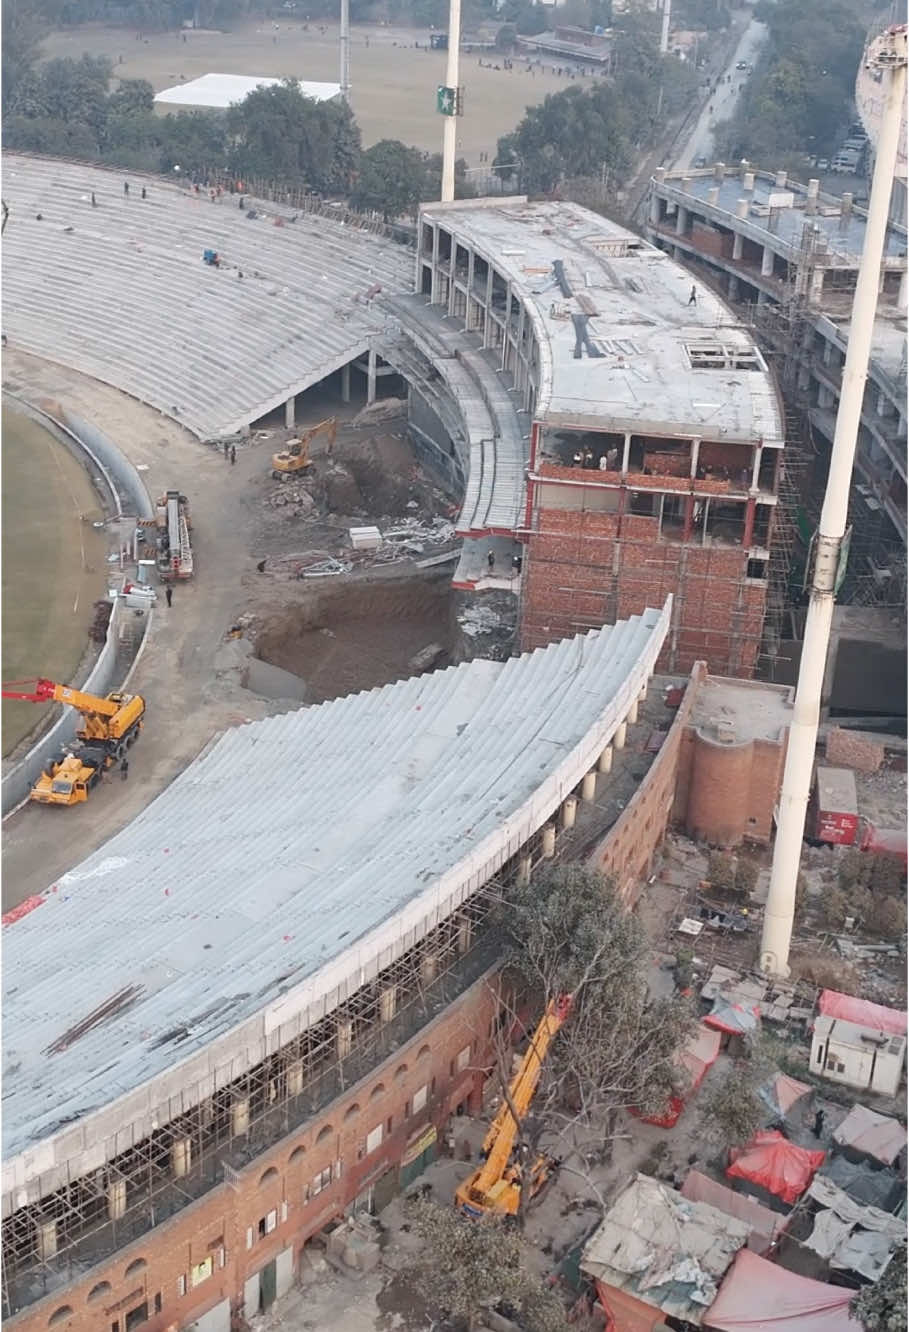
(0, 402, 154, 818)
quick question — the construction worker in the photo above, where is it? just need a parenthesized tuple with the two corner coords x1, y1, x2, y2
(688, 285, 697, 306)
(91, 192, 97, 207)
(165, 586, 173, 607)
(230, 444, 237, 465)
(141, 186, 147, 200)
(487, 549, 496, 571)
(124, 181, 130, 197)
(813, 1108, 825, 1139)
(223, 440, 229, 458)
(120, 758, 129, 780)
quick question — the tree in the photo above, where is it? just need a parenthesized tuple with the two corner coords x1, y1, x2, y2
(227, 80, 361, 192)
(851, 1244, 907, 1332)
(406, 1197, 571, 1332)
(497, 866, 694, 1193)
(698, 1038, 774, 1150)
(351, 139, 426, 219)
(495, 22, 518, 53)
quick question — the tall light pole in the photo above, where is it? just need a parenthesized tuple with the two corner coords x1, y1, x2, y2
(659, 0, 671, 57)
(441, 0, 463, 202)
(759, 24, 907, 977)
(340, 0, 351, 104)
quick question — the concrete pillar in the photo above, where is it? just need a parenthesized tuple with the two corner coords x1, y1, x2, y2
(341, 362, 351, 404)
(285, 395, 296, 429)
(654, 167, 666, 183)
(581, 771, 597, 802)
(690, 437, 701, 478)
(367, 349, 377, 405)
(809, 268, 824, 303)
(775, 169, 788, 188)
(743, 171, 755, 192)
(675, 205, 688, 237)
(561, 796, 578, 830)
(457, 916, 473, 954)
(639, 682, 649, 703)
(379, 985, 397, 1024)
(707, 186, 720, 206)
(517, 853, 532, 886)
(613, 721, 627, 751)
(739, 158, 750, 180)
(823, 339, 834, 365)
(840, 192, 853, 218)
(231, 1096, 250, 1136)
(627, 697, 639, 725)
(713, 161, 725, 181)
(728, 274, 740, 301)
(430, 225, 440, 304)
(752, 447, 763, 492)
(286, 1060, 304, 1097)
(649, 192, 661, 226)
(541, 823, 557, 858)
(761, 246, 775, 278)
(735, 198, 749, 219)
(806, 179, 819, 214)
(36, 1220, 57, 1261)
(107, 1178, 127, 1220)
(621, 432, 631, 474)
(732, 235, 744, 266)
(171, 1138, 191, 1180)
(743, 497, 756, 548)
(899, 268, 908, 309)
(421, 952, 438, 984)
(797, 363, 812, 392)
(336, 1019, 353, 1059)
(818, 384, 834, 408)
(876, 390, 890, 417)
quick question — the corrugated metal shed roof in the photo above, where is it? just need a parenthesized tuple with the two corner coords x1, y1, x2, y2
(3, 604, 669, 1175)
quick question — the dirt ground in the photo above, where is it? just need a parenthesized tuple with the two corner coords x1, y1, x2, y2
(39, 20, 569, 160)
(1, 406, 109, 754)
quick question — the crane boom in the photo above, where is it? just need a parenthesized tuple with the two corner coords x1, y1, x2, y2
(2, 678, 120, 717)
(455, 994, 572, 1217)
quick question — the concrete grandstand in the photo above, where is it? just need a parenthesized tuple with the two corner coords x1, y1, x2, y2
(2, 602, 670, 1327)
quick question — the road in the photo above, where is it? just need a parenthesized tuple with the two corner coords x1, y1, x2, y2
(674, 18, 768, 171)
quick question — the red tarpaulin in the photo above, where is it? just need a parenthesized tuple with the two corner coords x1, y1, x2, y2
(639, 1023, 721, 1127)
(727, 1130, 825, 1205)
(706, 1249, 862, 1332)
(817, 989, 907, 1036)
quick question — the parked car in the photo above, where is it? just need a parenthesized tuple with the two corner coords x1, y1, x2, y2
(735, 60, 749, 71)
(816, 158, 829, 171)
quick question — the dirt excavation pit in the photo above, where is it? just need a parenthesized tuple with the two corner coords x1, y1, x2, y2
(253, 569, 461, 703)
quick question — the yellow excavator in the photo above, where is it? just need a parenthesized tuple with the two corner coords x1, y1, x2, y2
(271, 416, 337, 480)
(2, 678, 146, 806)
(455, 994, 573, 1218)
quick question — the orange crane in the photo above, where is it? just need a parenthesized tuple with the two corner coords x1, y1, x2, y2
(455, 994, 573, 1218)
(2, 679, 145, 806)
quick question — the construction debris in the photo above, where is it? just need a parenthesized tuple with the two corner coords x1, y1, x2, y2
(299, 558, 352, 578)
(459, 604, 504, 638)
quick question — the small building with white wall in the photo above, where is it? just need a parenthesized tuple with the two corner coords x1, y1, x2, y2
(811, 1015, 906, 1098)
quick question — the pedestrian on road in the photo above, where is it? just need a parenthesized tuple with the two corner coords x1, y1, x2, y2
(688, 285, 697, 306)
(121, 758, 129, 781)
(487, 549, 496, 571)
(813, 1108, 825, 1139)
(165, 586, 173, 607)
(230, 444, 237, 465)
(223, 440, 229, 458)
(141, 186, 147, 200)
(124, 181, 130, 196)
(91, 192, 97, 207)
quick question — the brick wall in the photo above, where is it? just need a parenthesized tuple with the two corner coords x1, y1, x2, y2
(8, 976, 500, 1332)
(825, 727, 884, 774)
(521, 487, 765, 677)
(589, 665, 705, 903)
(677, 719, 786, 847)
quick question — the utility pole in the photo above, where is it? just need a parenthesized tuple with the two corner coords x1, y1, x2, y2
(440, 0, 463, 202)
(659, 0, 671, 57)
(340, 0, 351, 104)
(759, 24, 907, 978)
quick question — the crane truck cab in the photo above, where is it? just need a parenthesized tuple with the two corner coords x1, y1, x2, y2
(31, 752, 105, 806)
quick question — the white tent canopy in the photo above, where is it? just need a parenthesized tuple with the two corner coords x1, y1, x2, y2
(154, 73, 341, 109)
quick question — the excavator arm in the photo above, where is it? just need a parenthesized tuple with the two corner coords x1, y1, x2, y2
(2, 678, 119, 717)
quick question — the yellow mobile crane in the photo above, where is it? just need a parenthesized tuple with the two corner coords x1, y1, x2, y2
(2, 678, 146, 806)
(455, 994, 573, 1218)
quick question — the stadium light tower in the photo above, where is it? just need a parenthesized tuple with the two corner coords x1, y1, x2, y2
(439, 0, 463, 201)
(759, 24, 908, 978)
(340, 0, 351, 104)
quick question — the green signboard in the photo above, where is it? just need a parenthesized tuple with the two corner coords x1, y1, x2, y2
(436, 85, 456, 116)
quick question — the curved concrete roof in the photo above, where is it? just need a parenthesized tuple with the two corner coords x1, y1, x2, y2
(1, 155, 412, 438)
(3, 600, 670, 1200)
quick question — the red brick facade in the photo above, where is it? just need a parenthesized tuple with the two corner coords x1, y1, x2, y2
(9, 976, 500, 1332)
(521, 485, 766, 678)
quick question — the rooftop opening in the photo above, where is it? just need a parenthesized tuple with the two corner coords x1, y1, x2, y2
(686, 341, 763, 372)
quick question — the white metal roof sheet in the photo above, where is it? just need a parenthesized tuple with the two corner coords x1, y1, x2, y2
(3, 603, 670, 1179)
(153, 73, 341, 108)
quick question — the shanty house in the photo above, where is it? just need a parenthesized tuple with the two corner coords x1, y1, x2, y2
(811, 1016, 906, 1097)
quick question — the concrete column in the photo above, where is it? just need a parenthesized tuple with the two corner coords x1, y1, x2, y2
(286, 1061, 304, 1097)
(797, 363, 812, 392)
(379, 984, 397, 1023)
(336, 1019, 353, 1059)
(655, 167, 666, 183)
(171, 1138, 191, 1179)
(735, 198, 749, 219)
(107, 1178, 127, 1220)
(421, 952, 438, 984)
(561, 796, 578, 830)
(761, 246, 775, 278)
(627, 697, 639, 725)
(36, 1220, 57, 1261)
(752, 447, 763, 491)
(899, 267, 908, 309)
(876, 390, 890, 417)
(823, 339, 834, 365)
(690, 436, 701, 478)
(457, 916, 473, 954)
(713, 161, 725, 181)
(649, 191, 661, 226)
(818, 385, 834, 408)
(775, 169, 788, 188)
(756, 289, 768, 307)
(341, 363, 351, 404)
(430, 225, 440, 303)
(517, 853, 532, 886)
(285, 395, 296, 429)
(613, 720, 627, 750)
(621, 433, 631, 474)
(743, 171, 755, 192)
(581, 771, 597, 802)
(739, 159, 750, 180)
(840, 192, 854, 218)
(639, 682, 649, 702)
(675, 205, 688, 237)
(732, 231, 744, 261)
(367, 349, 377, 405)
(806, 179, 819, 214)
(707, 187, 720, 206)
(598, 745, 613, 773)
(809, 268, 824, 303)
(541, 823, 556, 858)
(231, 1096, 250, 1136)
(743, 497, 756, 548)
(728, 274, 740, 301)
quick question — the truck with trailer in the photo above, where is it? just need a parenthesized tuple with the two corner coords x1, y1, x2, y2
(140, 490, 193, 581)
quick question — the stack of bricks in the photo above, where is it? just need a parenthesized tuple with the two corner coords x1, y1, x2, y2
(825, 727, 884, 773)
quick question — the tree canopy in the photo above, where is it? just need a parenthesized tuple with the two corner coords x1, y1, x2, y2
(851, 1244, 907, 1332)
(351, 138, 427, 220)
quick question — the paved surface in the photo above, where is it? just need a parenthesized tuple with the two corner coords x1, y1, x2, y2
(674, 19, 768, 171)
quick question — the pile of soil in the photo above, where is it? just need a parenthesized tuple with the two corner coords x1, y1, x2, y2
(303, 431, 449, 523)
(254, 569, 460, 703)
